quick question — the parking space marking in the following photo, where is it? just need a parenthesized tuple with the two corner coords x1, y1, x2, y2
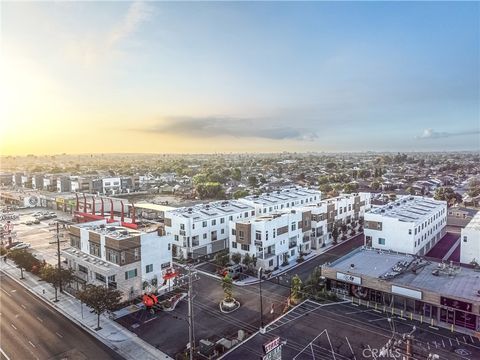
(55, 332, 63, 338)
(10, 324, 17, 330)
(36, 316, 43, 323)
(1, 288, 11, 297)
(28, 341, 35, 348)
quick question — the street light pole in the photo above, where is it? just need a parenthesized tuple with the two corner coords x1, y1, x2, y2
(187, 265, 194, 360)
(258, 267, 264, 331)
(56, 222, 62, 292)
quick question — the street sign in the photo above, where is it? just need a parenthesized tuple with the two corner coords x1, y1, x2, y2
(263, 337, 280, 354)
(262, 345, 282, 360)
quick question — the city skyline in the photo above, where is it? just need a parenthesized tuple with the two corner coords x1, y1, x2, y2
(1, 1, 479, 155)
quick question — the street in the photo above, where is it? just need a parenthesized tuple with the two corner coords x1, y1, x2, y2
(0, 273, 123, 360)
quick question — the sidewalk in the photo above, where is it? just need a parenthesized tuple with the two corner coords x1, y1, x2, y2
(0, 260, 172, 360)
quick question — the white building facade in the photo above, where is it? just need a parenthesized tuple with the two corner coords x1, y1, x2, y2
(460, 212, 480, 265)
(229, 209, 312, 271)
(364, 196, 447, 256)
(63, 220, 172, 300)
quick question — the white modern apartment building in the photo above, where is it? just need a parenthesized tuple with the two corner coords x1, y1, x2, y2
(238, 187, 322, 216)
(164, 200, 255, 259)
(62, 220, 172, 300)
(460, 211, 480, 264)
(364, 196, 447, 256)
(301, 192, 372, 249)
(229, 209, 312, 270)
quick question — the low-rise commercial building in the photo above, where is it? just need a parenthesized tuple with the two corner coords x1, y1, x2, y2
(323, 248, 480, 332)
(460, 212, 480, 265)
(229, 209, 312, 271)
(364, 196, 447, 256)
(63, 220, 172, 300)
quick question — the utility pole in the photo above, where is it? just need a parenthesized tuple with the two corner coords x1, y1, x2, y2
(258, 267, 264, 331)
(56, 222, 62, 292)
(187, 265, 195, 360)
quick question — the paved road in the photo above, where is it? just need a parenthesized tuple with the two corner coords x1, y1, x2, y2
(0, 273, 123, 360)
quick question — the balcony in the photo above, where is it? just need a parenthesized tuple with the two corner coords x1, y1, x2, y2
(257, 252, 276, 260)
(289, 241, 297, 249)
(303, 235, 310, 243)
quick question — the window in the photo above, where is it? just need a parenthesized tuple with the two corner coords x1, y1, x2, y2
(266, 231, 269, 241)
(134, 248, 140, 260)
(251, 211, 255, 216)
(174, 235, 179, 242)
(256, 231, 262, 241)
(291, 222, 296, 231)
(78, 264, 88, 274)
(108, 275, 117, 289)
(229, 216, 233, 221)
(107, 249, 119, 264)
(291, 249, 295, 256)
(212, 219, 216, 226)
(245, 212, 249, 217)
(463, 236, 468, 242)
(90, 243, 101, 257)
(378, 238, 386, 245)
(95, 273, 106, 283)
(273, 229, 276, 238)
(232, 229, 236, 235)
(231, 241, 237, 249)
(180, 224, 185, 230)
(203, 233, 207, 239)
(120, 251, 125, 264)
(408, 229, 412, 235)
(221, 229, 225, 234)
(146, 264, 153, 273)
(125, 269, 137, 280)
(203, 221, 207, 227)
(269, 259, 274, 267)
(220, 218, 225, 224)
(238, 230, 245, 240)
(241, 244, 250, 251)
(192, 223, 195, 229)
(161, 262, 170, 269)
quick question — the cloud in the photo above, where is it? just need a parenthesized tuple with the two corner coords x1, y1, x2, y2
(416, 128, 480, 139)
(139, 116, 318, 141)
(107, 1, 153, 48)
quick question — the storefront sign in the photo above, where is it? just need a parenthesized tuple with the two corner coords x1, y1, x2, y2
(440, 297, 472, 312)
(263, 337, 282, 360)
(391, 285, 422, 300)
(336, 272, 362, 285)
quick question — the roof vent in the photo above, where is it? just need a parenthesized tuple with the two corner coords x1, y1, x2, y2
(108, 227, 116, 231)
(350, 263, 355, 269)
(121, 230, 128, 236)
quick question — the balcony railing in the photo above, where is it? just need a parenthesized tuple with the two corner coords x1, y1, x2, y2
(289, 241, 297, 249)
(257, 252, 276, 260)
(303, 236, 310, 243)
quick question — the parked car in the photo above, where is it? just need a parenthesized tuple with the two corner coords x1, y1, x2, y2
(224, 264, 244, 280)
(5, 241, 22, 249)
(10, 242, 31, 250)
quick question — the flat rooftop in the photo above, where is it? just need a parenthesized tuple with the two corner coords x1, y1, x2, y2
(329, 248, 480, 303)
(133, 202, 176, 212)
(73, 221, 142, 240)
(368, 196, 445, 223)
(464, 211, 480, 231)
(240, 187, 321, 206)
(166, 200, 254, 221)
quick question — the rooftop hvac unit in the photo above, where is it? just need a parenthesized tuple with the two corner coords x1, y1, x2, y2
(100, 224, 105, 228)
(108, 227, 116, 231)
(121, 230, 129, 235)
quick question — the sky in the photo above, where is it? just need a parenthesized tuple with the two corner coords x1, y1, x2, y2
(1, 1, 479, 155)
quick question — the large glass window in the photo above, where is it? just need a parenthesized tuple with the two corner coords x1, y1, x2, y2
(125, 268, 137, 280)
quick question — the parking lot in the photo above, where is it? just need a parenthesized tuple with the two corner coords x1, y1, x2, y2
(1, 208, 73, 265)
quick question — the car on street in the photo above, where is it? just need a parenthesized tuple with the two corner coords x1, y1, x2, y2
(10, 242, 31, 250)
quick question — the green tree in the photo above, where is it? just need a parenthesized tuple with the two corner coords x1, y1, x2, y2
(290, 275, 303, 305)
(232, 168, 242, 181)
(331, 226, 339, 244)
(406, 187, 415, 195)
(40, 265, 75, 302)
(195, 182, 225, 199)
(8, 249, 41, 279)
(221, 275, 233, 302)
(434, 187, 461, 205)
(192, 173, 208, 186)
(233, 189, 249, 199)
(248, 176, 258, 188)
(370, 181, 380, 191)
(344, 182, 359, 193)
(242, 253, 252, 269)
(78, 285, 122, 330)
(252, 254, 257, 269)
(214, 252, 229, 269)
(303, 267, 325, 299)
(319, 184, 333, 194)
(231, 252, 241, 265)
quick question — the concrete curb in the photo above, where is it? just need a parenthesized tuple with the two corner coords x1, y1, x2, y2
(0, 267, 171, 360)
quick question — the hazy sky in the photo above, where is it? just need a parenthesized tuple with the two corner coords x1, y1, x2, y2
(1, 1, 479, 155)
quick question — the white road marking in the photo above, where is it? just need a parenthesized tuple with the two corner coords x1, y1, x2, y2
(368, 317, 390, 322)
(345, 336, 357, 360)
(1, 288, 11, 297)
(10, 324, 17, 330)
(0, 347, 11, 360)
(21, 304, 26, 309)
(55, 332, 63, 338)
(28, 341, 36, 348)
(36, 316, 43, 323)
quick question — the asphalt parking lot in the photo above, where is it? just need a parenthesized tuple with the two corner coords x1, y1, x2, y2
(224, 300, 480, 360)
(1, 209, 72, 265)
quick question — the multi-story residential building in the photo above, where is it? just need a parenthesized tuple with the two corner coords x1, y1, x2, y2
(238, 187, 322, 216)
(0, 173, 13, 186)
(102, 177, 121, 194)
(460, 212, 480, 265)
(12, 173, 23, 187)
(364, 196, 447, 256)
(164, 200, 256, 259)
(62, 220, 172, 300)
(31, 174, 44, 190)
(229, 209, 312, 270)
(43, 175, 58, 192)
(301, 192, 371, 249)
(56, 176, 72, 192)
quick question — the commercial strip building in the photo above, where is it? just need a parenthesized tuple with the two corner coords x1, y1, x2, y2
(364, 196, 447, 255)
(323, 248, 480, 333)
(461, 211, 480, 265)
(62, 220, 172, 300)
(229, 209, 312, 270)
